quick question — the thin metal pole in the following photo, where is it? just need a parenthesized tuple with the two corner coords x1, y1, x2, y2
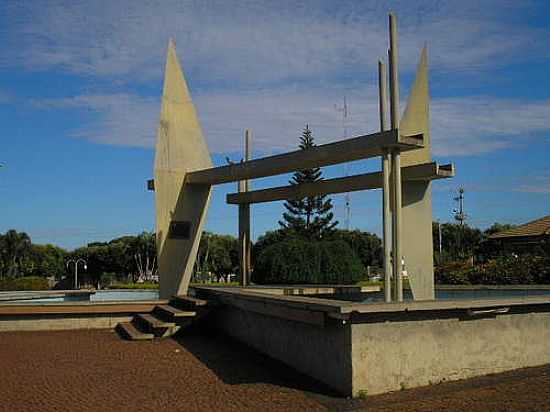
(238, 180, 248, 286)
(389, 12, 403, 302)
(389, 14, 400, 131)
(379, 59, 392, 303)
(244, 129, 252, 285)
(438, 220, 443, 258)
(245, 129, 252, 191)
(239, 129, 252, 287)
(392, 151, 403, 301)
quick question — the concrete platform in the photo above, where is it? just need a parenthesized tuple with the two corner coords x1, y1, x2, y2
(194, 286, 550, 397)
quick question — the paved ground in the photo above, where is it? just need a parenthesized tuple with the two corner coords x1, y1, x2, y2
(1, 327, 550, 411)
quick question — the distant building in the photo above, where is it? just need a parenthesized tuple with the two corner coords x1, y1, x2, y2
(489, 215, 550, 255)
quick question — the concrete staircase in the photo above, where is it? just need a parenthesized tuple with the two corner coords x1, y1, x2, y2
(116, 295, 212, 341)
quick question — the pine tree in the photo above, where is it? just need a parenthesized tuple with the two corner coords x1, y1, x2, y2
(278, 125, 338, 240)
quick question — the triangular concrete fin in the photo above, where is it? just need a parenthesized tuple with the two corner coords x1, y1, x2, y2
(401, 46, 431, 166)
(400, 47, 435, 301)
(155, 40, 212, 173)
(154, 40, 213, 298)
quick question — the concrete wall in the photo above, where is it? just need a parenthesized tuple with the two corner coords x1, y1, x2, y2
(211, 306, 353, 395)
(200, 288, 550, 397)
(0, 314, 133, 332)
(351, 311, 550, 395)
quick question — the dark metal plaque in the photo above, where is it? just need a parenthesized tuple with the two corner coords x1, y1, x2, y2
(169, 221, 191, 239)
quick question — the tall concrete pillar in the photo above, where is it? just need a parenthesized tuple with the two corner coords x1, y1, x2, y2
(389, 12, 403, 302)
(239, 129, 252, 286)
(378, 59, 392, 303)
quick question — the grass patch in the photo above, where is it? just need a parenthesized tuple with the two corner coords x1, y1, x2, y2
(356, 280, 383, 287)
(357, 278, 411, 289)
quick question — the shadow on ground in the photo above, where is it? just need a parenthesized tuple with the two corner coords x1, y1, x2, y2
(173, 324, 550, 412)
(172, 323, 348, 404)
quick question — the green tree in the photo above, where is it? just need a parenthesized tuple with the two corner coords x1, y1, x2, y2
(334, 229, 383, 269)
(253, 238, 364, 284)
(484, 223, 516, 236)
(25, 244, 67, 279)
(1, 230, 31, 277)
(195, 232, 238, 282)
(279, 125, 338, 240)
(432, 222, 483, 261)
(252, 229, 287, 267)
(130, 232, 157, 281)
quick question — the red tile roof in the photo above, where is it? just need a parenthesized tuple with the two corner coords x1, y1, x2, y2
(489, 215, 550, 239)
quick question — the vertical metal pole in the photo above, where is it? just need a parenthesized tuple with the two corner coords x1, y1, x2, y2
(245, 129, 251, 191)
(379, 59, 392, 303)
(237, 161, 245, 286)
(244, 129, 252, 285)
(74, 264, 78, 289)
(392, 151, 403, 301)
(438, 220, 443, 258)
(389, 12, 403, 302)
(239, 129, 252, 287)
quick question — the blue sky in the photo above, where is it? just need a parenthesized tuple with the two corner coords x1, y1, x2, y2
(1, 0, 549, 249)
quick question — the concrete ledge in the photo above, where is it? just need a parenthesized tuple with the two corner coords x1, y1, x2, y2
(0, 289, 95, 302)
(436, 284, 550, 290)
(195, 286, 550, 318)
(0, 301, 167, 332)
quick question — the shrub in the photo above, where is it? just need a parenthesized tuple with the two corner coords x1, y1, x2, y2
(435, 261, 472, 284)
(100, 272, 115, 288)
(252, 239, 365, 284)
(0, 276, 49, 291)
(435, 255, 550, 285)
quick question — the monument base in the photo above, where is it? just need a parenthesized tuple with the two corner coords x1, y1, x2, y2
(195, 286, 550, 396)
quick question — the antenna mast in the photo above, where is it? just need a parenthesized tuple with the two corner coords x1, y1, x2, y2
(453, 187, 467, 257)
(336, 96, 351, 230)
(453, 187, 466, 226)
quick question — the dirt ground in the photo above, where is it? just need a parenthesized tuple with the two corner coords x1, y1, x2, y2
(1, 327, 550, 412)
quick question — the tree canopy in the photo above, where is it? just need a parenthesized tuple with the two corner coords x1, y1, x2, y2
(278, 125, 338, 240)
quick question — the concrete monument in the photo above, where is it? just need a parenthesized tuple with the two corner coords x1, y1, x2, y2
(151, 15, 454, 301)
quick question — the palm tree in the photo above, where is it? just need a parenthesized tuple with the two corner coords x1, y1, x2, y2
(132, 232, 157, 282)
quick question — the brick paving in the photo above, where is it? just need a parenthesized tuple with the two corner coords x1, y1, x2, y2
(1, 327, 550, 411)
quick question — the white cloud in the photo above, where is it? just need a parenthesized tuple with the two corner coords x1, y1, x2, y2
(8, 1, 550, 157)
(32, 87, 550, 158)
(2, 1, 547, 85)
(514, 171, 550, 194)
(431, 97, 550, 156)
(32, 94, 159, 147)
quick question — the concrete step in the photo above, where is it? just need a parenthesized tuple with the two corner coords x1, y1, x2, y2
(116, 322, 154, 341)
(171, 295, 209, 310)
(153, 304, 196, 322)
(134, 313, 177, 338)
(134, 313, 176, 331)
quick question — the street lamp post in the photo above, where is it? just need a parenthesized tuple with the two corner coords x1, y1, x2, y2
(66, 258, 87, 290)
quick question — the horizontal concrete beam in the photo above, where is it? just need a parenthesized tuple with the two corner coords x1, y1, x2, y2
(227, 162, 454, 205)
(186, 129, 423, 185)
